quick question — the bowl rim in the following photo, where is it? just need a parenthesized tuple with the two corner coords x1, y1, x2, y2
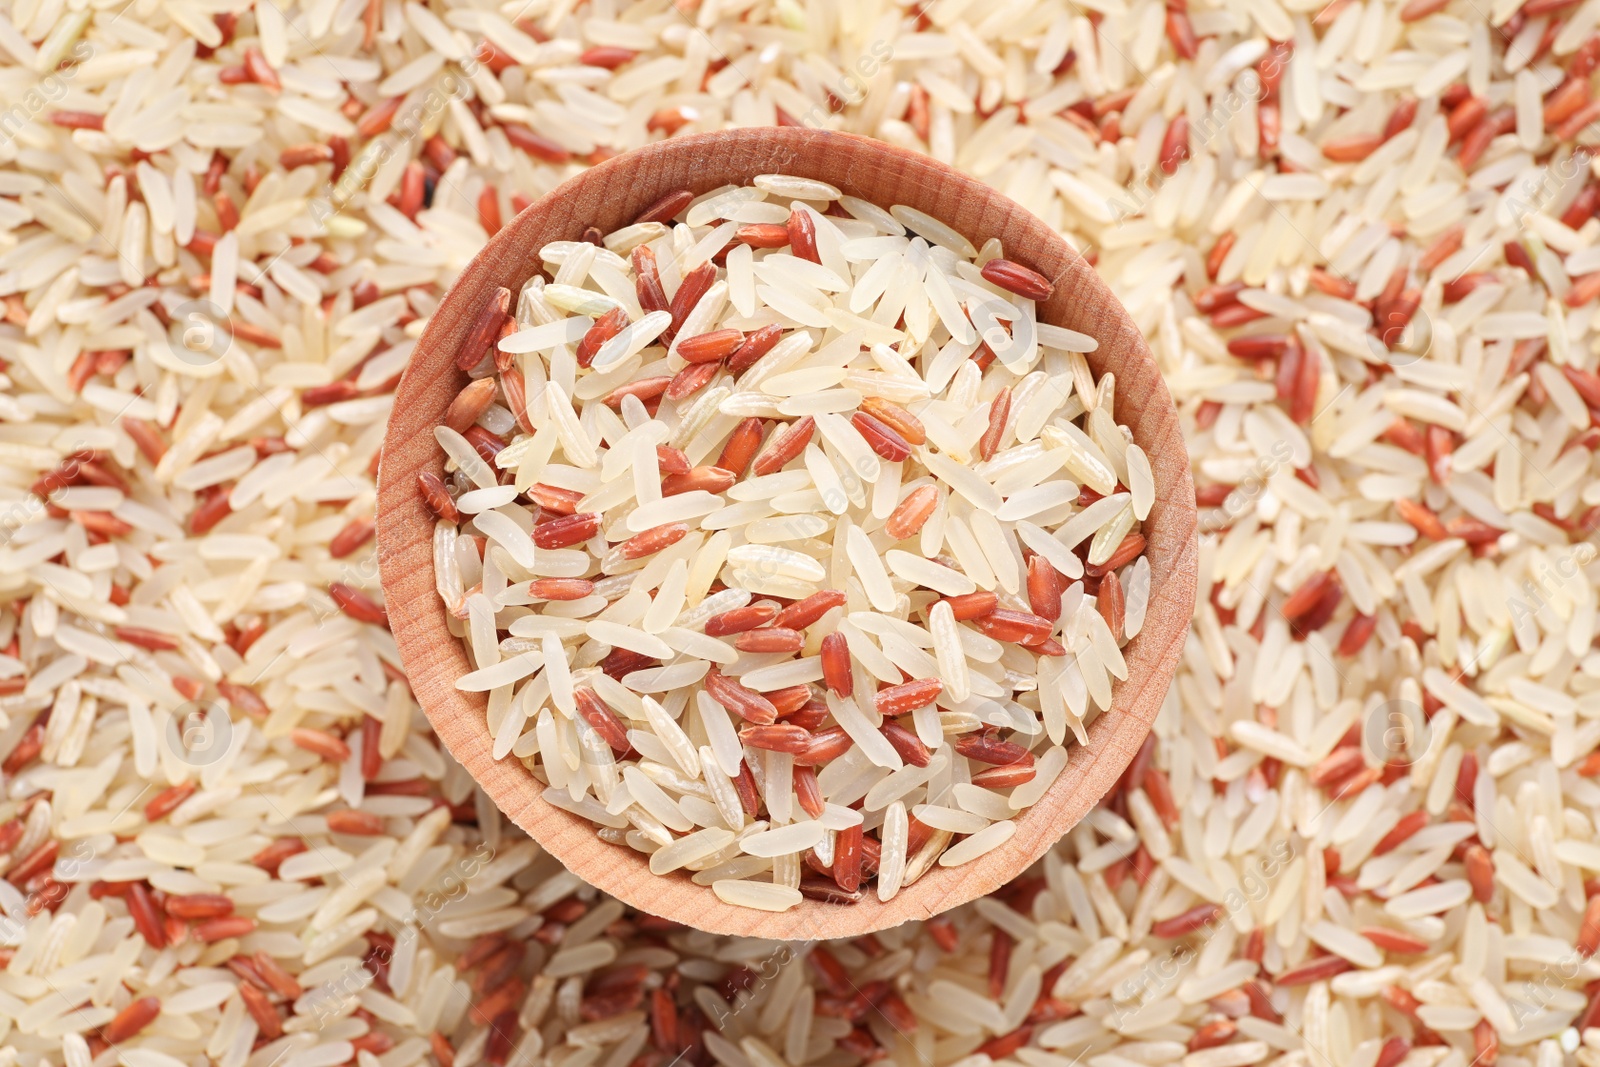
(375, 126, 1198, 940)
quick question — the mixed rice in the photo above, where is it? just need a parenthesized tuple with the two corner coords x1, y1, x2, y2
(430, 179, 1150, 910)
(0, 0, 1599, 1064)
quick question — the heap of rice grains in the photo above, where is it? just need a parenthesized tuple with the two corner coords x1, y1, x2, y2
(4, 0, 1600, 1065)
(429, 177, 1153, 911)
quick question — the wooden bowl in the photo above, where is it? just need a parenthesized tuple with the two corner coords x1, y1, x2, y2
(376, 127, 1197, 940)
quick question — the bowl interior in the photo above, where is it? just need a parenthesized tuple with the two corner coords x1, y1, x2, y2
(376, 127, 1197, 940)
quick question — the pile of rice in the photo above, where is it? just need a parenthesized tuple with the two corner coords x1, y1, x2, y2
(0, 0, 1596, 1063)
(431, 177, 1148, 911)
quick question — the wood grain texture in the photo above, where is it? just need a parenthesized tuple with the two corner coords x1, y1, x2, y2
(375, 127, 1197, 940)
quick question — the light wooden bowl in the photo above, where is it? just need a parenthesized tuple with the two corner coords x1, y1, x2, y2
(376, 127, 1197, 940)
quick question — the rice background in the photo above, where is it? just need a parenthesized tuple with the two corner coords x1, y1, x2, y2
(0, 0, 1595, 1066)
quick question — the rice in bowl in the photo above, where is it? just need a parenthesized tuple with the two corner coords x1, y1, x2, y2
(426, 177, 1153, 911)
